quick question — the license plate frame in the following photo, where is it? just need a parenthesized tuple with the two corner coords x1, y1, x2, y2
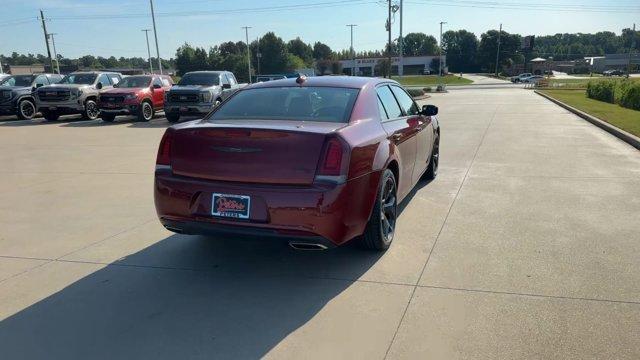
(211, 193, 250, 219)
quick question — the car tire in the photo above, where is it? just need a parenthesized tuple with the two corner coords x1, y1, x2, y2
(360, 168, 397, 251)
(137, 100, 154, 122)
(424, 133, 440, 180)
(82, 99, 100, 120)
(17, 99, 36, 120)
(101, 113, 116, 122)
(41, 110, 60, 121)
(166, 112, 180, 123)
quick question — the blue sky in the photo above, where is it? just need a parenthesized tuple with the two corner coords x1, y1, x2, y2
(1, 0, 638, 59)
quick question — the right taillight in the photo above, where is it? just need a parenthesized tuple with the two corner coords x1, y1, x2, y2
(156, 129, 174, 166)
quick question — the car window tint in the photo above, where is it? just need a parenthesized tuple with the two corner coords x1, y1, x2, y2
(227, 73, 237, 85)
(97, 74, 111, 86)
(109, 75, 121, 85)
(377, 95, 389, 120)
(34, 75, 49, 86)
(220, 74, 230, 85)
(152, 77, 162, 87)
(376, 85, 403, 118)
(390, 85, 419, 115)
(209, 87, 359, 123)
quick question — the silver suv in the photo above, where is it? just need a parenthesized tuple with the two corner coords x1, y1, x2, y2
(35, 71, 122, 121)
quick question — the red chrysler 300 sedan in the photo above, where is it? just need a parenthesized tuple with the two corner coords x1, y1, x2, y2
(154, 76, 440, 251)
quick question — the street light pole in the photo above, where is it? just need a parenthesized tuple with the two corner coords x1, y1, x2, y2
(142, 29, 154, 74)
(495, 23, 502, 77)
(439, 21, 446, 81)
(149, 0, 163, 74)
(48, 33, 61, 74)
(628, 23, 636, 78)
(242, 26, 252, 83)
(347, 24, 357, 76)
(387, 0, 392, 78)
(399, 0, 403, 77)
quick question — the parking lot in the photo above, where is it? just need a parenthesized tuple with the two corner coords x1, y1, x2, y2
(1, 88, 639, 359)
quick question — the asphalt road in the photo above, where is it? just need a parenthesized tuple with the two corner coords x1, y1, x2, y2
(0, 89, 639, 359)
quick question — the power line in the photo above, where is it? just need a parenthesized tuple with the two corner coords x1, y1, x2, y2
(406, 0, 640, 13)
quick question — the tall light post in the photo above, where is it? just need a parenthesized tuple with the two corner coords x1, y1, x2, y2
(439, 21, 447, 82)
(149, 0, 163, 74)
(142, 29, 154, 74)
(347, 24, 357, 76)
(48, 33, 60, 74)
(495, 23, 502, 77)
(242, 26, 252, 83)
(398, 0, 404, 77)
(628, 23, 636, 78)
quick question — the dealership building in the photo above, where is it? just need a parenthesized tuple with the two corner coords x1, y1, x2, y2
(338, 55, 447, 77)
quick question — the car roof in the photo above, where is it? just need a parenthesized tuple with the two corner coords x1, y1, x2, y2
(185, 71, 226, 75)
(248, 76, 397, 90)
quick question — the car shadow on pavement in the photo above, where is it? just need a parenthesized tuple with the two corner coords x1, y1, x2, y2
(0, 231, 385, 359)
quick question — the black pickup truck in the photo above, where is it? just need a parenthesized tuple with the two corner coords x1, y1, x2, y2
(0, 73, 62, 119)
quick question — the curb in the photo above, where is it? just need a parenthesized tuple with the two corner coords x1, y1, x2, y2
(535, 90, 640, 151)
(412, 94, 432, 100)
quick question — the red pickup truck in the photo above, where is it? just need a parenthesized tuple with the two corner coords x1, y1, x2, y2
(98, 74, 173, 122)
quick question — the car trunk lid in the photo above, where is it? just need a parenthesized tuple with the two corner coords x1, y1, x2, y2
(170, 120, 345, 185)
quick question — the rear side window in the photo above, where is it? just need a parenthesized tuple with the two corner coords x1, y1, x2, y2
(376, 86, 403, 118)
(109, 74, 121, 85)
(209, 87, 360, 123)
(152, 77, 163, 87)
(390, 85, 419, 116)
(34, 75, 49, 86)
(377, 96, 389, 120)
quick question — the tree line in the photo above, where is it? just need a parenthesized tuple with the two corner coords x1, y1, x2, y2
(1, 27, 638, 77)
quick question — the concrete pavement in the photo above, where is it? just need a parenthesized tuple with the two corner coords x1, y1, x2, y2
(0, 88, 639, 359)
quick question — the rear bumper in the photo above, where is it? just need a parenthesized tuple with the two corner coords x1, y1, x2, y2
(154, 168, 382, 246)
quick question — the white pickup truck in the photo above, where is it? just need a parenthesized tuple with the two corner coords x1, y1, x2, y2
(510, 73, 533, 83)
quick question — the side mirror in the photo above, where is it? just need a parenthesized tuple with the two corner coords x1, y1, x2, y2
(422, 105, 438, 116)
(222, 83, 231, 90)
(113, 83, 119, 88)
(153, 83, 162, 89)
(96, 82, 103, 90)
(36, 83, 44, 88)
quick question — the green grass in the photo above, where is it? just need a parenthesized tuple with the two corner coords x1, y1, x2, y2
(540, 89, 640, 137)
(547, 77, 640, 88)
(392, 75, 473, 86)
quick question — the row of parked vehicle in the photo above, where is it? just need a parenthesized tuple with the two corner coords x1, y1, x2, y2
(0, 70, 246, 122)
(509, 73, 545, 83)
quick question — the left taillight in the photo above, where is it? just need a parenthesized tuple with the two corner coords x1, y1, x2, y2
(315, 136, 349, 184)
(156, 129, 174, 166)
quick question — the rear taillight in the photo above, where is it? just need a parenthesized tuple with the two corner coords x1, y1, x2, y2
(316, 137, 348, 183)
(156, 129, 174, 166)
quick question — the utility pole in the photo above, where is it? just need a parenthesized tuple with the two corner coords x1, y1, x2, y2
(387, 0, 392, 78)
(39, 10, 54, 73)
(242, 26, 252, 83)
(628, 23, 636, 78)
(149, 0, 163, 74)
(256, 36, 261, 76)
(398, 0, 403, 77)
(439, 21, 446, 81)
(48, 33, 60, 74)
(142, 29, 154, 74)
(347, 24, 357, 76)
(495, 23, 502, 77)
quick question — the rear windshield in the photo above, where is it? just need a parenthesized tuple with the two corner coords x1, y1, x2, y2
(209, 87, 359, 123)
(59, 74, 97, 85)
(117, 76, 151, 88)
(179, 73, 219, 86)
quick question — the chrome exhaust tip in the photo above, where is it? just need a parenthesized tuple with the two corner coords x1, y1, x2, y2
(288, 242, 328, 251)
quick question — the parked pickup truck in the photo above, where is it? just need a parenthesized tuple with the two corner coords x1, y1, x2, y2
(163, 71, 245, 123)
(0, 73, 62, 119)
(98, 74, 173, 122)
(35, 71, 122, 121)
